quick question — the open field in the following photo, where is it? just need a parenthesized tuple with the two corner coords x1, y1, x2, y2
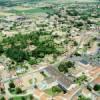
(9, 7, 55, 15)
(0, 11, 14, 16)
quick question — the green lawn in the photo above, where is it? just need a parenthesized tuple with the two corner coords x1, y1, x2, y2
(44, 86, 63, 96)
(75, 74, 87, 85)
(10, 7, 55, 15)
(96, 21, 100, 26)
(12, 97, 22, 100)
(10, 95, 33, 100)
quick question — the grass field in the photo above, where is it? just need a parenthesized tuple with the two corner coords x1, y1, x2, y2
(44, 86, 63, 96)
(10, 95, 33, 100)
(9, 7, 55, 15)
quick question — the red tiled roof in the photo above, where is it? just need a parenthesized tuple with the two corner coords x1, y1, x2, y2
(89, 67, 100, 76)
(40, 94, 49, 100)
(92, 77, 100, 84)
(34, 89, 42, 97)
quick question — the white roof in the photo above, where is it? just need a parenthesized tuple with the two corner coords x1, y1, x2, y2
(0, 64, 4, 70)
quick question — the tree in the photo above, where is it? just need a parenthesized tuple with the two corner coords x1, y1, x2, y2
(0, 45, 4, 55)
(58, 65, 66, 73)
(9, 81, 15, 89)
(78, 95, 91, 100)
(67, 9, 78, 16)
(74, 52, 81, 56)
(74, 21, 83, 28)
(87, 85, 92, 91)
(52, 86, 61, 93)
(5, 48, 29, 62)
(28, 58, 37, 65)
(93, 84, 100, 91)
(98, 43, 100, 47)
(16, 87, 23, 94)
(75, 74, 87, 85)
(73, 41, 78, 46)
(8, 98, 13, 100)
(0, 31, 60, 64)
(0, 88, 5, 94)
(58, 61, 74, 73)
(29, 94, 34, 100)
(80, 15, 88, 20)
(0, 96, 5, 100)
(21, 97, 26, 100)
(66, 61, 75, 68)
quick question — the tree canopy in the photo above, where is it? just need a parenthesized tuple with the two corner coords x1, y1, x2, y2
(0, 31, 60, 63)
(58, 61, 75, 73)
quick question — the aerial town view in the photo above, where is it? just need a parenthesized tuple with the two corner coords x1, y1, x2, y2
(0, 0, 100, 100)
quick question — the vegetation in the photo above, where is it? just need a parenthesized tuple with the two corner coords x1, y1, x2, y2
(98, 43, 100, 47)
(80, 15, 88, 20)
(75, 74, 87, 85)
(0, 1, 99, 100)
(0, 96, 5, 100)
(5, 48, 30, 62)
(0, 88, 5, 94)
(40, 71, 48, 78)
(8, 81, 23, 94)
(87, 85, 92, 91)
(78, 95, 91, 100)
(16, 87, 23, 94)
(74, 21, 84, 28)
(0, 31, 60, 64)
(58, 61, 75, 73)
(9, 81, 15, 89)
(9, 94, 34, 100)
(45, 86, 62, 96)
(93, 84, 100, 91)
(67, 9, 79, 16)
(10, 7, 55, 15)
(74, 52, 81, 56)
(0, 44, 4, 55)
